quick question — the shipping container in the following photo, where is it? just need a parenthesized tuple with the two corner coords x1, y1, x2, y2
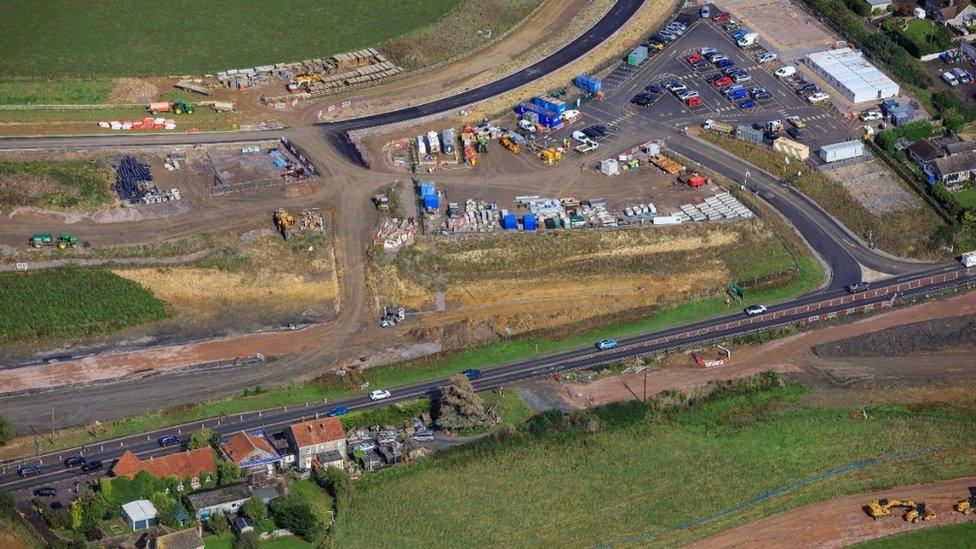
(735, 125, 764, 145)
(627, 46, 649, 66)
(652, 215, 682, 225)
(574, 74, 602, 94)
(523, 214, 537, 231)
(415, 135, 427, 156)
(502, 214, 518, 230)
(441, 129, 456, 154)
(532, 96, 567, 114)
(818, 140, 864, 163)
(426, 131, 441, 154)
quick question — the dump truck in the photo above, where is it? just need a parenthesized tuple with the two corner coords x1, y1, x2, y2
(500, 135, 520, 154)
(703, 119, 734, 134)
(148, 99, 195, 115)
(29, 232, 79, 249)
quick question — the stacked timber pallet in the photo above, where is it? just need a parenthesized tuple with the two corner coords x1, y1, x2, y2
(216, 48, 402, 94)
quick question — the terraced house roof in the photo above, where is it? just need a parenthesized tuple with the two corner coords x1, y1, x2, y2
(111, 447, 215, 479)
(289, 417, 346, 447)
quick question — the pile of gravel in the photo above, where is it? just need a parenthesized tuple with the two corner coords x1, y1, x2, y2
(813, 314, 976, 358)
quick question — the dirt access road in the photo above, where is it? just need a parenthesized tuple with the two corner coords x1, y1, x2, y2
(693, 476, 976, 548)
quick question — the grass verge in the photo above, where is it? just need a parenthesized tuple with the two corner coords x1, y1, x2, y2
(326, 375, 976, 546)
(0, 160, 115, 210)
(0, 80, 115, 105)
(853, 521, 976, 548)
(0, 267, 166, 345)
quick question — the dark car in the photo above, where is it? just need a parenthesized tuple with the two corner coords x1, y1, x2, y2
(786, 127, 803, 140)
(18, 466, 41, 478)
(157, 435, 180, 447)
(326, 406, 348, 417)
(63, 456, 85, 468)
(846, 281, 871, 293)
(462, 369, 482, 380)
(582, 127, 601, 139)
(691, 59, 709, 69)
(81, 460, 103, 473)
(645, 83, 664, 94)
(32, 487, 56, 497)
(590, 125, 609, 136)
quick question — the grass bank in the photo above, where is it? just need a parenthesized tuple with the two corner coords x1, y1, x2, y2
(853, 521, 976, 548)
(0, 160, 115, 210)
(696, 131, 945, 258)
(327, 376, 976, 546)
(0, 267, 166, 345)
(0, 80, 116, 105)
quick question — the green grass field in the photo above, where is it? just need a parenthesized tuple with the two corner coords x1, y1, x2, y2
(0, 80, 115, 105)
(0, 160, 115, 210)
(956, 188, 976, 210)
(0, 267, 166, 345)
(854, 521, 976, 548)
(0, 1, 463, 77)
(327, 381, 976, 546)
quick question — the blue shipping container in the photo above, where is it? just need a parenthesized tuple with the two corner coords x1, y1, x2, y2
(502, 214, 517, 230)
(523, 214, 537, 231)
(574, 74, 602, 94)
(532, 96, 567, 115)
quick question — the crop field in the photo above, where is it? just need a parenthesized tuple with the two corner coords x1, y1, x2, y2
(0, 1, 466, 78)
(0, 160, 115, 210)
(329, 378, 976, 546)
(0, 267, 166, 345)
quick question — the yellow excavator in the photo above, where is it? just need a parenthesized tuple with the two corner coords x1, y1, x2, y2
(904, 502, 937, 523)
(538, 148, 563, 164)
(955, 495, 976, 514)
(867, 499, 916, 519)
(273, 208, 295, 240)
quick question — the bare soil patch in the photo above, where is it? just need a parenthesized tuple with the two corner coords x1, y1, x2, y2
(106, 77, 157, 103)
(822, 159, 920, 215)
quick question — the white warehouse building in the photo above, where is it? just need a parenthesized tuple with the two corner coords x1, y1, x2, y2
(805, 48, 899, 104)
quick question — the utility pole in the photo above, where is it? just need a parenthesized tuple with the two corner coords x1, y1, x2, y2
(51, 407, 55, 442)
(643, 370, 648, 404)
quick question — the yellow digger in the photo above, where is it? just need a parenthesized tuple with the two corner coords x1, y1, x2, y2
(867, 499, 916, 519)
(955, 496, 976, 514)
(538, 148, 562, 164)
(273, 208, 295, 240)
(904, 502, 937, 523)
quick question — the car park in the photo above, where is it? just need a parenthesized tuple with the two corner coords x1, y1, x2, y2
(18, 466, 41, 478)
(859, 110, 882, 121)
(326, 406, 348, 416)
(463, 369, 482, 379)
(744, 304, 767, 315)
(33, 487, 57, 497)
(786, 127, 803, 140)
(846, 281, 871, 293)
(807, 92, 830, 103)
(739, 99, 756, 109)
(64, 456, 85, 467)
(755, 52, 777, 64)
(596, 339, 618, 350)
(81, 460, 103, 473)
(775, 66, 797, 78)
(158, 435, 180, 447)
(645, 82, 664, 94)
(369, 389, 391, 400)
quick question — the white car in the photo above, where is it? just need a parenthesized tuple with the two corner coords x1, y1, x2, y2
(744, 304, 767, 316)
(571, 130, 589, 143)
(774, 66, 797, 78)
(860, 110, 882, 122)
(699, 47, 718, 56)
(755, 52, 777, 64)
(806, 92, 830, 104)
(369, 389, 391, 400)
(677, 89, 699, 100)
(562, 109, 580, 120)
(518, 119, 536, 132)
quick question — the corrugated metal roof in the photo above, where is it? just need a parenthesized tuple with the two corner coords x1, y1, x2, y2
(806, 48, 899, 101)
(122, 499, 157, 522)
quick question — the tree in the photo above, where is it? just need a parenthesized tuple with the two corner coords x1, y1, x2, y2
(242, 496, 267, 523)
(215, 459, 241, 486)
(315, 466, 351, 500)
(69, 499, 83, 530)
(187, 427, 214, 450)
(943, 109, 966, 134)
(235, 530, 261, 549)
(0, 415, 13, 446)
(149, 491, 183, 529)
(435, 374, 490, 431)
(206, 512, 229, 534)
(270, 494, 322, 542)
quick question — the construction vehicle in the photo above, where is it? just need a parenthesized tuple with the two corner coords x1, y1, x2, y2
(539, 148, 563, 164)
(373, 194, 390, 212)
(148, 99, 195, 115)
(29, 232, 79, 249)
(289, 74, 323, 92)
(273, 208, 295, 240)
(500, 135, 520, 154)
(954, 496, 976, 514)
(867, 499, 916, 519)
(650, 155, 683, 174)
(904, 502, 936, 523)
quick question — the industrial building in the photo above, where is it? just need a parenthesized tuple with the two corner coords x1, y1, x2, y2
(805, 48, 899, 104)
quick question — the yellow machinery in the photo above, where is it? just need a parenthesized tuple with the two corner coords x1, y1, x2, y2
(867, 499, 915, 519)
(273, 208, 295, 240)
(955, 496, 976, 514)
(500, 136, 520, 154)
(904, 502, 936, 523)
(539, 148, 563, 164)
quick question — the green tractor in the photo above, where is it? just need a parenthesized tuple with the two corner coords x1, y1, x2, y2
(28, 232, 79, 250)
(173, 98, 195, 115)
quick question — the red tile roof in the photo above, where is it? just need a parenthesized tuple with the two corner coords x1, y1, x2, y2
(289, 417, 346, 447)
(111, 447, 215, 479)
(221, 432, 277, 466)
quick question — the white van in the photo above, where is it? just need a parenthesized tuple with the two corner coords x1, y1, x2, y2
(774, 66, 796, 78)
(942, 71, 960, 86)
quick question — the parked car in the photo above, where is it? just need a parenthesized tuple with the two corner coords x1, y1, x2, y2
(677, 89, 699, 100)
(326, 406, 348, 417)
(846, 281, 871, 293)
(664, 80, 687, 93)
(713, 11, 731, 23)
(704, 52, 725, 63)
(806, 92, 830, 103)
(158, 435, 180, 447)
(942, 71, 960, 86)
(63, 456, 85, 468)
(18, 466, 41, 478)
(727, 88, 748, 101)
(582, 127, 601, 139)
(518, 119, 536, 133)
(764, 130, 780, 141)
(796, 83, 818, 95)
(701, 5, 710, 17)
(33, 487, 57, 497)
(645, 82, 665, 94)
(81, 460, 103, 473)
(713, 76, 733, 88)
(686, 53, 704, 65)
(589, 125, 609, 136)
(562, 109, 580, 120)
(732, 72, 752, 83)
(775, 65, 797, 78)
(751, 88, 771, 101)
(648, 40, 665, 51)
(369, 389, 391, 400)
(699, 47, 718, 55)
(860, 110, 882, 121)
(595, 339, 619, 350)
(686, 96, 703, 108)
(786, 127, 803, 140)
(462, 369, 482, 379)
(411, 430, 435, 442)
(755, 52, 777, 64)
(715, 58, 734, 68)
(951, 67, 972, 84)
(631, 92, 657, 106)
(571, 130, 590, 143)
(691, 59, 709, 69)
(744, 304, 767, 315)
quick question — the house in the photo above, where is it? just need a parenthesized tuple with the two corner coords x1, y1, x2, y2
(927, 149, 976, 187)
(221, 431, 281, 480)
(111, 448, 215, 490)
(924, 0, 966, 22)
(947, 3, 976, 33)
(152, 527, 205, 549)
(186, 484, 279, 520)
(866, 0, 892, 13)
(940, 139, 976, 156)
(286, 417, 347, 471)
(907, 139, 943, 168)
(122, 499, 159, 531)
